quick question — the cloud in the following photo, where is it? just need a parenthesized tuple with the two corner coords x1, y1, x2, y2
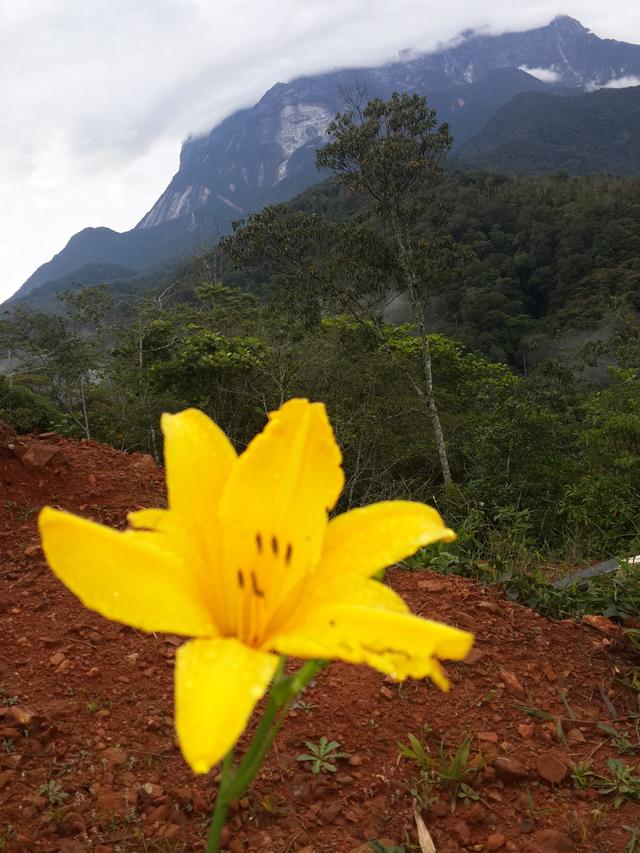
(585, 74, 640, 91)
(2, 0, 640, 299)
(600, 75, 640, 88)
(519, 65, 562, 83)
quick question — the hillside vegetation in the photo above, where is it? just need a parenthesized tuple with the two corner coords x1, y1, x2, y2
(456, 86, 640, 176)
(2, 95, 640, 579)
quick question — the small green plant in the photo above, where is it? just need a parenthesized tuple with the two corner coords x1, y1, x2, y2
(570, 760, 595, 789)
(398, 730, 478, 810)
(86, 700, 99, 713)
(597, 723, 640, 754)
(297, 736, 348, 774)
(397, 731, 431, 771)
(1, 738, 15, 754)
(38, 781, 68, 805)
(595, 759, 640, 808)
(434, 736, 478, 802)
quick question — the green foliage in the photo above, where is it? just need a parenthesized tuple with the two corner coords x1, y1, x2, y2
(397, 732, 431, 772)
(595, 759, 640, 808)
(422, 549, 640, 624)
(296, 736, 349, 774)
(456, 87, 640, 177)
(0, 375, 60, 432)
(398, 729, 478, 810)
(37, 780, 68, 805)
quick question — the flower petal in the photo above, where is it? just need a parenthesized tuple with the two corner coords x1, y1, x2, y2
(161, 407, 237, 534)
(270, 575, 473, 686)
(175, 638, 279, 774)
(217, 399, 344, 639)
(39, 507, 216, 637)
(317, 501, 455, 582)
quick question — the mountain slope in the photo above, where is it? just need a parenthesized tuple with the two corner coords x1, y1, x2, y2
(457, 86, 640, 175)
(9, 15, 640, 308)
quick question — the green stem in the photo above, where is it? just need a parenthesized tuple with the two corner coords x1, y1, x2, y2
(205, 657, 326, 852)
(206, 748, 235, 853)
(227, 659, 325, 800)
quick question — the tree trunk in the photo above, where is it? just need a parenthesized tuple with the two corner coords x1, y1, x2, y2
(79, 375, 91, 440)
(394, 229, 452, 485)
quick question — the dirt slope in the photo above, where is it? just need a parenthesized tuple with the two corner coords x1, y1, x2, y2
(1, 426, 639, 852)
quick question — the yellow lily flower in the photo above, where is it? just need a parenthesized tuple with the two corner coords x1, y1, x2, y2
(39, 399, 473, 774)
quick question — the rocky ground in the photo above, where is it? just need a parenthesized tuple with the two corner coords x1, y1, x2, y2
(1, 424, 639, 852)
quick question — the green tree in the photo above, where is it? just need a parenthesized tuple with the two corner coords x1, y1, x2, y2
(316, 92, 455, 483)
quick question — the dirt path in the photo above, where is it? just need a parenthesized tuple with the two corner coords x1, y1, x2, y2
(1, 426, 639, 852)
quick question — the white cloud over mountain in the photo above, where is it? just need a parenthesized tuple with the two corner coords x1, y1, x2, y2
(2, 0, 640, 299)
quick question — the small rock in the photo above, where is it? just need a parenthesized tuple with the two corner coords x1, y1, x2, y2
(159, 823, 180, 840)
(542, 663, 557, 682)
(462, 647, 485, 665)
(348, 754, 363, 766)
(498, 669, 526, 699)
(581, 614, 623, 638)
(494, 756, 529, 784)
(324, 801, 343, 822)
(24, 544, 40, 557)
(59, 811, 86, 836)
(567, 728, 586, 744)
(478, 601, 500, 613)
(132, 454, 157, 475)
(50, 651, 66, 667)
(336, 773, 354, 784)
(466, 803, 486, 825)
(517, 723, 535, 740)
(486, 833, 506, 851)
(56, 658, 71, 674)
(141, 782, 165, 801)
(478, 731, 499, 744)
(103, 747, 128, 766)
(379, 686, 394, 699)
(21, 443, 65, 469)
(417, 578, 447, 592)
(531, 829, 574, 852)
(97, 789, 136, 816)
(8, 705, 35, 726)
(536, 752, 568, 784)
(145, 803, 170, 824)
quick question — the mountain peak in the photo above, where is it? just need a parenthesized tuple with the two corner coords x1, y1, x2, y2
(550, 15, 589, 33)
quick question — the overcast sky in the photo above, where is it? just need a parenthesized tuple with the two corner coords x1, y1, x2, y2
(2, 1, 640, 301)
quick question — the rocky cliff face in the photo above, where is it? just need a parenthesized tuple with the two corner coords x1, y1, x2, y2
(10, 16, 640, 307)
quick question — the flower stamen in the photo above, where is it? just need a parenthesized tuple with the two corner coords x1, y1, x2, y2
(251, 571, 265, 598)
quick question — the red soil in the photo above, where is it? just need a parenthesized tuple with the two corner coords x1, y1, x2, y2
(1, 425, 639, 852)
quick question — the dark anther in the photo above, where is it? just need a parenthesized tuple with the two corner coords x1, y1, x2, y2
(237, 569, 245, 588)
(251, 571, 265, 598)
(271, 535, 279, 556)
(329, 619, 336, 626)
(285, 542, 293, 565)
(255, 532, 262, 553)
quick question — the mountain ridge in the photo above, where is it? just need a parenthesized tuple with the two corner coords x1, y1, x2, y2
(8, 15, 640, 308)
